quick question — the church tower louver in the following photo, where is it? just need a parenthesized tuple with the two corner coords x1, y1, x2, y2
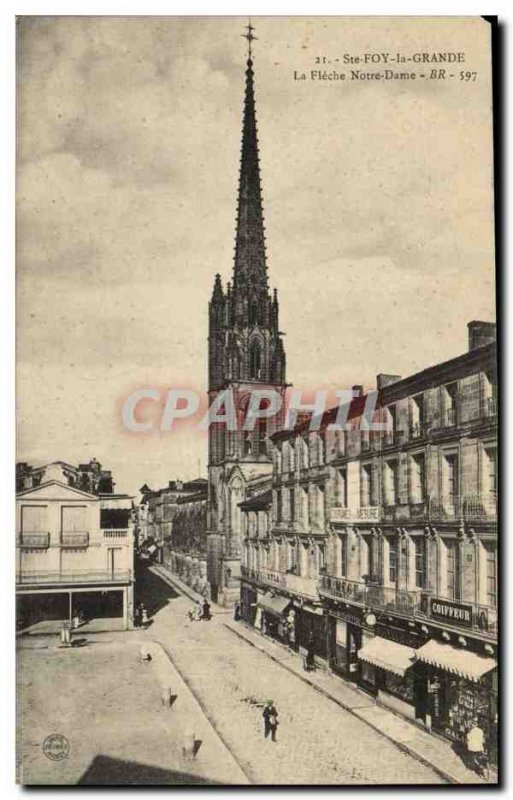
(207, 26, 287, 604)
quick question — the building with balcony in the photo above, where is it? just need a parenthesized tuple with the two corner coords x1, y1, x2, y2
(321, 322, 497, 758)
(16, 461, 135, 631)
(237, 321, 498, 762)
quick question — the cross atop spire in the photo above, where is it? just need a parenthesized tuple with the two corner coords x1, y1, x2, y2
(233, 23, 268, 301)
(242, 21, 257, 60)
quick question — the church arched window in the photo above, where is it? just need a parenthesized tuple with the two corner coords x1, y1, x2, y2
(249, 300, 259, 327)
(250, 340, 262, 379)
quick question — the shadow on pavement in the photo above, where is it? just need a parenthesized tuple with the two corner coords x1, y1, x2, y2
(77, 754, 219, 785)
(135, 564, 180, 618)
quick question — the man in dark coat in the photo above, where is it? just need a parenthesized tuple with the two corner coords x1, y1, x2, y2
(263, 700, 279, 742)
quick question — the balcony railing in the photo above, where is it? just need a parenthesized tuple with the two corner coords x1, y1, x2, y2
(102, 528, 129, 539)
(240, 565, 319, 598)
(319, 575, 367, 604)
(365, 584, 423, 615)
(16, 569, 131, 586)
(61, 532, 89, 547)
(18, 532, 50, 549)
(428, 495, 497, 521)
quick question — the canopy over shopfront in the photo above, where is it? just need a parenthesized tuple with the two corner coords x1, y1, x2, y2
(258, 593, 291, 617)
(415, 640, 496, 682)
(357, 636, 416, 677)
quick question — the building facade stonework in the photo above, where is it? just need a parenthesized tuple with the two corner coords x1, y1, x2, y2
(239, 324, 497, 763)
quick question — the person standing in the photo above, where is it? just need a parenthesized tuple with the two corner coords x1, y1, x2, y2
(263, 700, 279, 742)
(466, 717, 487, 776)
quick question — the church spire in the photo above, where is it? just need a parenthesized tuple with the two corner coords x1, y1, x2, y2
(233, 24, 268, 298)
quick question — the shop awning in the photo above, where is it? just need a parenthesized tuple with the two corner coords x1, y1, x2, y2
(415, 640, 496, 682)
(258, 593, 291, 617)
(358, 636, 416, 677)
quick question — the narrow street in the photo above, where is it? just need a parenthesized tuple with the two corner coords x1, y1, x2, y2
(138, 566, 445, 785)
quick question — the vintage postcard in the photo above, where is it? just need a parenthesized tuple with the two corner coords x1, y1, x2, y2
(16, 15, 498, 785)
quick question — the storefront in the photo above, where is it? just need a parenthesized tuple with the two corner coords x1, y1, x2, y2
(257, 592, 292, 644)
(326, 605, 366, 680)
(296, 604, 327, 663)
(415, 639, 497, 764)
(357, 635, 418, 719)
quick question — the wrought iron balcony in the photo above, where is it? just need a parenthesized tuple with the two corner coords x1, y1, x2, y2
(61, 532, 89, 547)
(428, 495, 497, 522)
(18, 532, 50, 549)
(319, 574, 366, 604)
(365, 583, 423, 615)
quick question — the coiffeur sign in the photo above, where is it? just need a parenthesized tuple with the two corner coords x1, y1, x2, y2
(429, 598, 473, 627)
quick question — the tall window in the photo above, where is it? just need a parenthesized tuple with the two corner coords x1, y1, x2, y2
(289, 440, 296, 472)
(484, 447, 497, 497)
(414, 537, 426, 588)
(445, 539, 460, 600)
(290, 487, 295, 524)
(318, 543, 326, 572)
(249, 300, 259, 326)
(443, 383, 458, 426)
(21, 505, 47, 532)
(411, 394, 425, 437)
(411, 453, 426, 503)
(483, 542, 497, 607)
(361, 464, 372, 507)
(340, 535, 348, 577)
(384, 460, 398, 505)
(61, 506, 86, 532)
(276, 489, 282, 522)
(249, 341, 261, 379)
(388, 538, 397, 584)
(444, 454, 459, 503)
(338, 468, 348, 507)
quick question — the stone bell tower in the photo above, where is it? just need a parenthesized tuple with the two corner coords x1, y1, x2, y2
(206, 25, 287, 604)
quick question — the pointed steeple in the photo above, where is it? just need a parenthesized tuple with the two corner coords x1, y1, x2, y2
(233, 26, 268, 299)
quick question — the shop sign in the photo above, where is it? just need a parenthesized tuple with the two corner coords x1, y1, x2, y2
(429, 598, 473, 628)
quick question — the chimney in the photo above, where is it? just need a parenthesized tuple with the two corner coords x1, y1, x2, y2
(468, 321, 496, 351)
(376, 374, 402, 390)
(352, 385, 364, 397)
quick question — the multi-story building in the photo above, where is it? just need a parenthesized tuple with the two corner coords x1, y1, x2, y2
(206, 36, 287, 605)
(161, 483, 209, 595)
(239, 321, 497, 760)
(16, 460, 135, 630)
(138, 479, 207, 560)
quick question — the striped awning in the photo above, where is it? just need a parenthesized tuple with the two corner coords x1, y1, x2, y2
(258, 593, 291, 617)
(415, 640, 496, 682)
(357, 636, 416, 677)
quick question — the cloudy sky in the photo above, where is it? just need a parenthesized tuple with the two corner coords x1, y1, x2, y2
(16, 16, 496, 497)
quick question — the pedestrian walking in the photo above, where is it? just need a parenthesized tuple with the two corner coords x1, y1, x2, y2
(263, 700, 279, 742)
(202, 598, 211, 621)
(233, 600, 241, 621)
(466, 717, 488, 778)
(141, 603, 149, 627)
